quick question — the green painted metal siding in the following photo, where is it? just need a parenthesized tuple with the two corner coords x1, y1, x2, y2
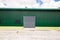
(0, 9, 60, 26)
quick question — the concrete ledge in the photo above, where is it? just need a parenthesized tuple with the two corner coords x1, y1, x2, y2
(35, 27, 60, 31)
(0, 26, 24, 30)
(0, 26, 60, 31)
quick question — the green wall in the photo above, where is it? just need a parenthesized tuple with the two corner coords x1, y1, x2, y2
(0, 9, 60, 27)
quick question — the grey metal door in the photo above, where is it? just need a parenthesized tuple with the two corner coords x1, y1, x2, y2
(23, 16, 35, 28)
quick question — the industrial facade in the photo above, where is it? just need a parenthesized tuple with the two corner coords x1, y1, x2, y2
(0, 9, 60, 27)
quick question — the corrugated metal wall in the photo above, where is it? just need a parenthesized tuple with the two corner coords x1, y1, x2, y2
(0, 9, 60, 27)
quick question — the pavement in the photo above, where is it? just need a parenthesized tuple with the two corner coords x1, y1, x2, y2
(0, 28, 60, 40)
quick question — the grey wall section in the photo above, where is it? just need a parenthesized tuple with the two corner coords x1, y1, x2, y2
(24, 16, 35, 28)
(0, 9, 60, 27)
